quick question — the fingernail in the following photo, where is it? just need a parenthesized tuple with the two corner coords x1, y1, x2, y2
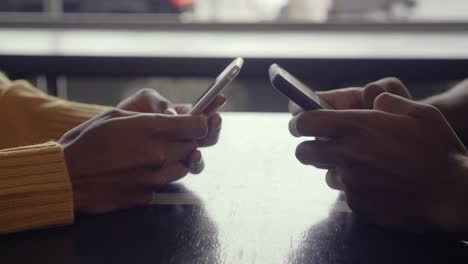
(220, 96, 227, 107)
(191, 156, 205, 175)
(163, 108, 177, 115)
(289, 117, 300, 137)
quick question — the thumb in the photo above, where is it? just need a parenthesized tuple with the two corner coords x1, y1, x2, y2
(374, 92, 438, 118)
(175, 104, 193, 115)
(119, 89, 171, 113)
(139, 89, 170, 113)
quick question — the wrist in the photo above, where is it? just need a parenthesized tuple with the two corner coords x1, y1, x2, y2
(431, 154, 468, 239)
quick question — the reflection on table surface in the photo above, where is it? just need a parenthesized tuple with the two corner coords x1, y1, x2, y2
(2, 113, 468, 264)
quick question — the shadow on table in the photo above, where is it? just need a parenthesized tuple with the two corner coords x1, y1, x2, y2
(1, 184, 220, 264)
(288, 194, 468, 264)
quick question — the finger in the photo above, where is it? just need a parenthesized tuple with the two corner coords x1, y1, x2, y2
(203, 95, 227, 116)
(295, 140, 347, 167)
(137, 141, 197, 168)
(288, 100, 304, 116)
(187, 150, 205, 174)
(175, 104, 192, 115)
(129, 114, 209, 140)
(289, 110, 370, 138)
(362, 83, 386, 109)
(363, 78, 412, 109)
(163, 108, 178, 115)
(198, 114, 222, 147)
(135, 89, 171, 113)
(366, 77, 412, 98)
(337, 165, 401, 195)
(163, 141, 198, 165)
(317, 88, 364, 109)
(373, 92, 438, 118)
(326, 169, 345, 191)
(141, 163, 190, 187)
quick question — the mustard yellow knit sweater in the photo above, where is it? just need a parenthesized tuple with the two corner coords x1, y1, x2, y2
(0, 73, 108, 234)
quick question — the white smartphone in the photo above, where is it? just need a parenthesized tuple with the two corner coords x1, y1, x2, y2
(190, 57, 244, 115)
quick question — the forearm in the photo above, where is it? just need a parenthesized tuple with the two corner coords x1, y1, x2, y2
(422, 80, 468, 145)
(0, 77, 110, 149)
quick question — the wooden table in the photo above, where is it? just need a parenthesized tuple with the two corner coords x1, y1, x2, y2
(2, 113, 468, 264)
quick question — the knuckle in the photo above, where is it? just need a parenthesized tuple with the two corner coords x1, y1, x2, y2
(107, 108, 124, 118)
(418, 104, 442, 118)
(364, 83, 384, 94)
(384, 77, 406, 91)
(373, 92, 397, 110)
(138, 88, 154, 97)
(374, 92, 393, 104)
(363, 84, 386, 105)
(385, 76, 403, 85)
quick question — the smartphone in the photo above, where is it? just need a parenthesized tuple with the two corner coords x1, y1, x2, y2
(269, 64, 333, 110)
(190, 57, 244, 115)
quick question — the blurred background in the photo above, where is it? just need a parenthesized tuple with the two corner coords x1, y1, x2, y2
(1, 0, 468, 111)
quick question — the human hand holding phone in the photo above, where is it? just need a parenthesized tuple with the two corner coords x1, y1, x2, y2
(150, 94, 224, 175)
(175, 94, 226, 147)
(288, 77, 413, 116)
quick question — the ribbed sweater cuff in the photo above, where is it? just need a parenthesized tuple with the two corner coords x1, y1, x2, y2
(0, 72, 12, 87)
(0, 142, 73, 234)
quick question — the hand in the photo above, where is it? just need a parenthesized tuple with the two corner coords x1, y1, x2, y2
(118, 89, 226, 174)
(59, 109, 208, 214)
(174, 94, 226, 148)
(289, 77, 413, 115)
(290, 92, 468, 236)
(117, 88, 172, 114)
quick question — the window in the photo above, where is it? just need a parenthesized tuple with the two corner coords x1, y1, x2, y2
(1, 0, 466, 111)
(0, 0, 43, 12)
(1, 0, 467, 23)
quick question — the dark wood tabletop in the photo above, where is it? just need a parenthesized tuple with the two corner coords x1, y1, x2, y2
(2, 113, 468, 264)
